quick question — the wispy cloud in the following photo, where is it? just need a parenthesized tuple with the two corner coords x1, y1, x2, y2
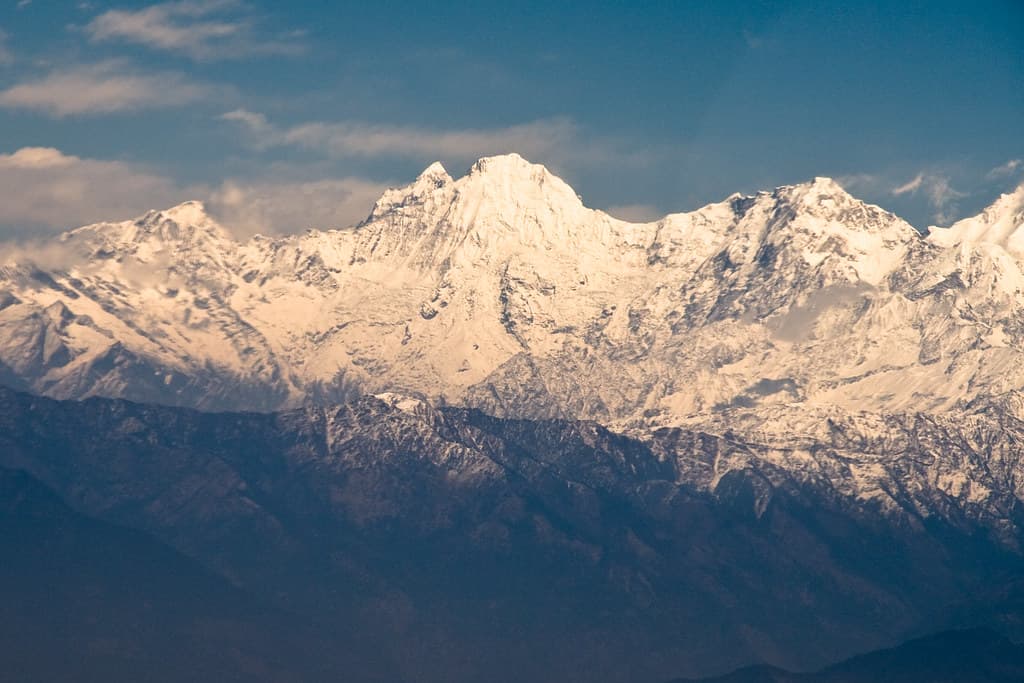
(207, 177, 391, 237)
(834, 173, 880, 194)
(221, 107, 270, 133)
(221, 108, 641, 169)
(84, 0, 304, 61)
(986, 158, 1023, 180)
(222, 108, 579, 159)
(891, 174, 924, 196)
(0, 61, 214, 116)
(0, 29, 13, 65)
(742, 29, 769, 50)
(891, 172, 966, 224)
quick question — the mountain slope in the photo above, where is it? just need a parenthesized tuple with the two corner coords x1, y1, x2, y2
(0, 466, 386, 683)
(2, 154, 1022, 428)
(1, 387, 1023, 683)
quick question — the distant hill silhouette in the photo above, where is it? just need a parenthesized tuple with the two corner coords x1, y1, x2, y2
(670, 628, 1024, 683)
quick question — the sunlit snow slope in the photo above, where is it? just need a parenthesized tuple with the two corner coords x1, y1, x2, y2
(1, 153, 1023, 430)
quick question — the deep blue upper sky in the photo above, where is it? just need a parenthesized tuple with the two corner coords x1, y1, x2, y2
(0, 0, 1021, 237)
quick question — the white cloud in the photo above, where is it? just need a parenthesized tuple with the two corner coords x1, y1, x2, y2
(892, 172, 966, 224)
(221, 108, 636, 170)
(84, 0, 303, 60)
(0, 147, 197, 236)
(0, 146, 392, 240)
(206, 177, 391, 238)
(1, 147, 79, 169)
(986, 158, 1023, 180)
(0, 61, 213, 116)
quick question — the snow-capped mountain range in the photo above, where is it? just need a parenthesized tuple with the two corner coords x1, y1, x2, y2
(3, 152, 1023, 430)
(4, 154, 1024, 681)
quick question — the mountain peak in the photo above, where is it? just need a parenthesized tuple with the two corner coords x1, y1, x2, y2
(759, 176, 913, 234)
(159, 200, 214, 227)
(928, 181, 1024, 253)
(364, 161, 455, 223)
(416, 161, 452, 186)
(468, 152, 536, 174)
(706, 175, 921, 288)
(777, 176, 853, 201)
(133, 200, 231, 245)
(991, 181, 1024, 213)
(810, 175, 844, 189)
(466, 153, 561, 187)
(461, 153, 583, 210)
(64, 200, 232, 254)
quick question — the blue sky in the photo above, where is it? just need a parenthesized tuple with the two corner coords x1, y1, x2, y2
(0, 0, 1021, 238)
